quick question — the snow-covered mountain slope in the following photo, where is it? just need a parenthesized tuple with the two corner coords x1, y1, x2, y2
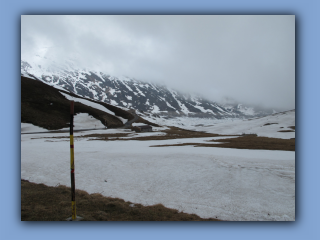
(21, 58, 274, 119)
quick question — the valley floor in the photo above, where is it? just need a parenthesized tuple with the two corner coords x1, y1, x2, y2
(21, 127, 295, 221)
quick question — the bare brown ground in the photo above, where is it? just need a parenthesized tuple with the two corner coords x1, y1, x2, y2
(83, 127, 295, 151)
(30, 133, 131, 141)
(21, 180, 220, 221)
(31, 126, 295, 151)
(85, 127, 230, 141)
(80, 133, 131, 139)
(150, 135, 295, 151)
(278, 126, 295, 133)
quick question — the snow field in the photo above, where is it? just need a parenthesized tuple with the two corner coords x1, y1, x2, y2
(21, 131, 295, 221)
(199, 111, 295, 139)
(21, 108, 295, 221)
(138, 110, 295, 139)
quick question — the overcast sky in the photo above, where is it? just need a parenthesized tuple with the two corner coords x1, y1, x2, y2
(21, 15, 295, 110)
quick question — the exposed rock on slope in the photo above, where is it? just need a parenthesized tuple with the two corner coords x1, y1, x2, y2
(21, 76, 130, 130)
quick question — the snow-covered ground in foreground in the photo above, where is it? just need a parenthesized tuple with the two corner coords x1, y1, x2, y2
(139, 110, 295, 139)
(21, 127, 295, 221)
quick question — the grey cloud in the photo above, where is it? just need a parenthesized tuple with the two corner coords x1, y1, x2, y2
(21, 15, 295, 111)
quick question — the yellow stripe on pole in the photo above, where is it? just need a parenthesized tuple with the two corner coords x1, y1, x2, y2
(70, 152, 74, 169)
(70, 135, 74, 145)
(72, 201, 76, 220)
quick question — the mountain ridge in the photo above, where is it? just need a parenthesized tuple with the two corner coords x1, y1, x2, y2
(21, 59, 275, 119)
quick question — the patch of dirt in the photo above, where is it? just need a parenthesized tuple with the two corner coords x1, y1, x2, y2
(21, 180, 221, 221)
(151, 135, 295, 151)
(263, 123, 278, 126)
(277, 126, 295, 132)
(83, 133, 130, 138)
(86, 127, 233, 141)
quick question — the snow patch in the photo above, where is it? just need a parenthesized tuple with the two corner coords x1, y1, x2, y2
(60, 91, 116, 116)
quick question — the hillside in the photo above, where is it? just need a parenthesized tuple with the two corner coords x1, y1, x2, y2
(21, 76, 134, 130)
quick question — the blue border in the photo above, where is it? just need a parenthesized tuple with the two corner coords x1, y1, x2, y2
(2, 0, 320, 239)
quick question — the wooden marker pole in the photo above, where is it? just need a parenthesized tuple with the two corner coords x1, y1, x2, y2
(66, 101, 82, 221)
(70, 101, 76, 220)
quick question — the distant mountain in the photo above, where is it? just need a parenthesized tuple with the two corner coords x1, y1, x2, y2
(21, 58, 274, 119)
